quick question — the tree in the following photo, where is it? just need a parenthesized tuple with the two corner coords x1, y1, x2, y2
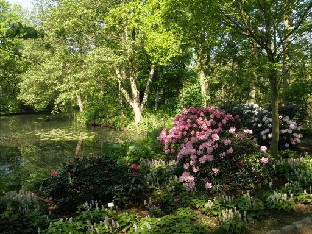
(19, 0, 181, 125)
(221, 0, 312, 157)
(0, 0, 38, 114)
(103, 0, 181, 124)
(162, 0, 224, 107)
(19, 0, 115, 113)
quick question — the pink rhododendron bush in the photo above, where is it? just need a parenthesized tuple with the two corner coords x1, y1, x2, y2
(158, 106, 272, 192)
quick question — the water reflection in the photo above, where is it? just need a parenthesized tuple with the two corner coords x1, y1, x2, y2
(0, 114, 140, 176)
(0, 147, 23, 175)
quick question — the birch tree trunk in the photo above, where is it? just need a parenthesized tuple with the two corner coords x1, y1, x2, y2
(76, 94, 84, 113)
(199, 68, 209, 107)
(115, 65, 155, 125)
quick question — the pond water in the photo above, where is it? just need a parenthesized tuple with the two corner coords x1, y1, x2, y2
(0, 114, 140, 178)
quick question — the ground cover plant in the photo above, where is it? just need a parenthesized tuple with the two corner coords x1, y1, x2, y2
(1, 105, 312, 233)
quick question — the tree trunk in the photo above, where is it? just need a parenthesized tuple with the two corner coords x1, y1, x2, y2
(141, 66, 155, 112)
(198, 49, 211, 108)
(247, 79, 256, 104)
(115, 65, 154, 126)
(76, 94, 84, 113)
(248, 40, 258, 104)
(132, 101, 142, 126)
(282, 7, 291, 104)
(269, 69, 280, 158)
(199, 68, 209, 107)
(75, 132, 83, 156)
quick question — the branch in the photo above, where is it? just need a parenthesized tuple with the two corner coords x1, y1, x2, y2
(141, 65, 155, 111)
(282, 1, 312, 43)
(115, 68, 133, 107)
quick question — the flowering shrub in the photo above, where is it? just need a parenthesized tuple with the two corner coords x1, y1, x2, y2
(219, 102, 260, 128)
(250, 109, 303, 150)
(50, 170, 58, 177)
(158, 107, 271, 192)
(221, 103, 303, 150)
(39, 156, 149, 212)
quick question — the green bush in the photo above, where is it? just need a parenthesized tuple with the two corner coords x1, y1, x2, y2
(44, 206, 138, 234)
(0, 189, 49, 233)
(38, 155, 150, 212)
(135, 207, 207, 234)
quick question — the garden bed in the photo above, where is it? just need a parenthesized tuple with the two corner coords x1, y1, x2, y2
(1, 105, 312, 233)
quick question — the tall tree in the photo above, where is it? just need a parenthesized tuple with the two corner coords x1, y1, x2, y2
(221, 0, 312, 157)
(0, 0, 38, 113)
(103, 0, 181, 124)
(20, 0, 181, 124)
(163, 0, 223, 107)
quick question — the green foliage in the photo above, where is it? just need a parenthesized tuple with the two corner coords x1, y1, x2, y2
(5, 22, 41, 39)
(127, 143, 151, 162)
(264, 191, 295, 212)
(0, 189, 49, 233)
(177, 82, 204, 110)
(39, 155, 150, 212)
(234, 194, 265, 220)
(295, 193, 312, 204)
(0, 1, 30, 114)
(127, 112, 174, 133)
(135, 208, 207, 234)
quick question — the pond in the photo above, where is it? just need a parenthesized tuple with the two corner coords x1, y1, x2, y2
(0, 114, 141, 186)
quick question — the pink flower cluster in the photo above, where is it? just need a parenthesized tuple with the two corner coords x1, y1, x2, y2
(131, 163, 138, 176)
(158, 106, 239, 190)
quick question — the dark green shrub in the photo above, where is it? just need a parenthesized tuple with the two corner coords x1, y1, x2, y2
(39, 155, 150, 212)
(278, 103, 308, 124)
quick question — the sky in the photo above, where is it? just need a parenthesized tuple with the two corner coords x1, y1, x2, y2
(7, 0, 34, 9)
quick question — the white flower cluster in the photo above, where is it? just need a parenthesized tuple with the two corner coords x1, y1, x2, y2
(4, 188, 39, 213)
(274, 158, 312, 187)
(139, 158, 178, 187)
(219, 207, 242, 223)
(235, 103, 260, 115)
(224, 103, 303, 149)
(249, 108, 303, 149)
(267, 191, 294, 203)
